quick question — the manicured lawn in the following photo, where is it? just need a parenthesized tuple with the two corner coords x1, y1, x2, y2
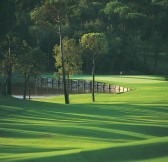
(0, 75, 168, 162)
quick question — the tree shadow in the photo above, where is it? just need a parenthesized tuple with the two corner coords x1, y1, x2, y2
(17, 139, 168, 162)
(80, 140, 168, 162)
(0, 144, 76, 154)
(1, 97, 168, 162)
(1, 98, 168, 140)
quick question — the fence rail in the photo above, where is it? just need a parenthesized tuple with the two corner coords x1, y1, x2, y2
(35, 77, 131, 94)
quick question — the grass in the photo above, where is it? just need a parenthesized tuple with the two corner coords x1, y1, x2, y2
(0, 75, 168, 162)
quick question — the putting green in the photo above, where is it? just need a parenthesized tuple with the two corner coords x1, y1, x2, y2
(0, 75, 168, 162)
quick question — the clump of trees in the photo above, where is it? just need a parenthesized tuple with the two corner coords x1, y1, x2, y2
(0, 0, 47, 98)
(15, 40, 46, 99)
(0, 0, 168, 103)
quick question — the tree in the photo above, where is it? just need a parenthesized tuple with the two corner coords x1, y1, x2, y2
(15, 40, 46, 99)
(80, 33, 108, 102)
(31, 0, 78, 104)
(104, 1, 148, 72)
(0, 35, 18, 95)
(0, 0, 16, 95)
(54, 37, 82, 82)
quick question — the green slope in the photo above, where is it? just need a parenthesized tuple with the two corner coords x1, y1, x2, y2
(0, 75, 168, 162)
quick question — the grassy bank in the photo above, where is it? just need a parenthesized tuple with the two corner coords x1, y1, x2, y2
(0, 75, 168, 162)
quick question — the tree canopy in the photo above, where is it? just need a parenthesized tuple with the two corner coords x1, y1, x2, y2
(54, 37, 82, 78)
(0, 0, 168, 94)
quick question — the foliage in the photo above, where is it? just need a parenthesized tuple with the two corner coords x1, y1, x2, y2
(80, 33, 109, 60)
(0, 34, 19, 95)
(15, 40, 46, 76)
(0, 0, 16, 42)
(54, 37, 82, 77)
(1, 0, 168, 88)
(14, 40, 46, 98)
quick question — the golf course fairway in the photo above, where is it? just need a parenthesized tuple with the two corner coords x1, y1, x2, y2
(0, 75, 168, 162)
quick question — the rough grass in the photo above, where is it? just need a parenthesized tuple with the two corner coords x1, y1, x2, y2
(0, 75, 168, 162)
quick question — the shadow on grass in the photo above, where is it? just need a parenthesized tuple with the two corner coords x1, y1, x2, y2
(80, 140, 168, 162)
(1, 97, 168, 139)
(19, 140, 168, 162)
(164, 75, 168, 81)
(1, 97, 168, 162)
(0, 145, 76, 153)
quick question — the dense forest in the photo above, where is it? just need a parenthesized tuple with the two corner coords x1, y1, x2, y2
(0, 0, 168, 95)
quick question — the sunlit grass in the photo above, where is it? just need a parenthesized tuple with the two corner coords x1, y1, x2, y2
(0, 75, 168, 162)
(72, 75, 167, 84)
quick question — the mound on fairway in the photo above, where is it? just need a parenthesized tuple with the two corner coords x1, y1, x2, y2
(0, 75, 168, 162)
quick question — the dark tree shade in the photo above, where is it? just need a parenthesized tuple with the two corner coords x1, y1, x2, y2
(0, 0, 16, 41)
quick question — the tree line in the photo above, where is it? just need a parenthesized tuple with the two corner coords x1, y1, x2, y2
(0, 0, 168, 99)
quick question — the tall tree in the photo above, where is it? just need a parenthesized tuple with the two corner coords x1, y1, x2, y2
(31, 0, 78, 104)
(0, 36, 16, 95)
(0, 0, 16, 95)
(80, 33, 108, 102)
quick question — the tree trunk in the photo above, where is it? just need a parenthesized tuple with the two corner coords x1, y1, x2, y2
(67, 74, 70, 90)
(28, 76, 30, 100)
(23, 73, 27, 99)
(59, 21, 69, 104)
(92, 59, 95, 102)
(2, 75, 8, 95)
(3, 37, 13, 96)
(6, 69, 12, 95)
(47, 40, 51, 71)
